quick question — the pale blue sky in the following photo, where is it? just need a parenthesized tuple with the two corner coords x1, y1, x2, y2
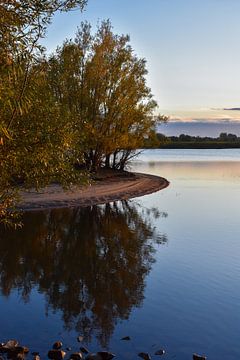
(42, 0, 240, 133)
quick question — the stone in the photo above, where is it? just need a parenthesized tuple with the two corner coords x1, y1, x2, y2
(85, 354, 101, 360)
(77, 336, 84, 343)
(7, 352, 25, 360)
(69, 353, 83, 360)
(53, 342, 63, 350)
(154, 349, 165, 356)
(121, 336, 130, 341)
(6, 346, 29, 359)
(138, 353, 151, 360)
(14, 347, 29, 354)
(15, 354, 25, 360)
(193, 355, 207, 360)
(0, 340, 19, 353)
(48, 350, 66, 360)
(97, 352, 115, 360)
(79, 347, 89, 354)
(4, 341, 18, 350)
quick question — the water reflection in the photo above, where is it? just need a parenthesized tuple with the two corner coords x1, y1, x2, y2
(0, 201, 167, 347)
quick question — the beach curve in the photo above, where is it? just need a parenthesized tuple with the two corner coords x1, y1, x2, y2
(19, 172, 169, 211)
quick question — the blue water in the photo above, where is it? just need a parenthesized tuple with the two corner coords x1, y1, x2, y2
(0, 149, 240, 360)
(137, 148, 240, 162)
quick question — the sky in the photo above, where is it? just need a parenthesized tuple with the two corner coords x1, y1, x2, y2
(42, 0, 240, 136)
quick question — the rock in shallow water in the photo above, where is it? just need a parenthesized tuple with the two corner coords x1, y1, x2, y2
(193, 354, 207, 360)
(4, 341, 19, 350)
(70, 353, 83, 360)
(79, 347, 89, 354)
(85, 354, 101, 360)
(0, 340, 19, 353)
(97, 352, 115, 360)
(53, 342, 62, 350)
(48, 350, 66, 360)
(121, 336, 130, 341)
(154, 349, 165, 356)
(138, 353, 151, 360)
(85, 353, 115, 360)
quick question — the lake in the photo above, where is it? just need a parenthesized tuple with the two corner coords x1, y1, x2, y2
(0, 149, 240, 360)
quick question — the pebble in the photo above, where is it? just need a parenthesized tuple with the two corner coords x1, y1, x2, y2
(69, 353, 83, 360)
(85, 354, 101, 360)
(121, 336, 130, 341)
(14, 354, 25, 360)
(79, 347, 89, 354)
(15, 347, 29, 354)
(4, 341, 19, 350)
(138, 353, 151, 360)
(0, 340, 19, 353)
(53, 342, 63, 350)
(97, 352, 115, 360)
(193, 354, 207, 360)
(77, 337, 84, 343)
(154, 349, 165, 356)
(48, 350, 66, 360)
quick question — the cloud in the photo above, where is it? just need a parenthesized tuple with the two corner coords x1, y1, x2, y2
(159, 120, 240, 137)
(168, 116, 240, 123)
(223, 108, 240, 111)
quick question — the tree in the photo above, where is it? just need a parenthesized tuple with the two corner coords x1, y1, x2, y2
(0, 0, 87, 225)
(49, 20, 166, 171)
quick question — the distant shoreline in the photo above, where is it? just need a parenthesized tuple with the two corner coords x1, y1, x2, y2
(19, 172, 169, 211)
(144, 132, 240, 149)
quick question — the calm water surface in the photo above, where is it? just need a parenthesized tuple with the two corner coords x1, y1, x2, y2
(0, 149, 240, 360)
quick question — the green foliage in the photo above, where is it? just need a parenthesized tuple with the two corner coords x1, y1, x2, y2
(0, 0, 87, 225)
(0, 9, 166, 226)
(49, 21, 166, 170)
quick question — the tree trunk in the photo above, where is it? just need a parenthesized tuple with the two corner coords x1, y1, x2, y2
(105, 153, 110, 168)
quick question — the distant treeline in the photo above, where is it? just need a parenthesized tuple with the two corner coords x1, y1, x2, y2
(144, 132, 240, 149)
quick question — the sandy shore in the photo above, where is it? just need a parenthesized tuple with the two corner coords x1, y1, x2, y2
(19, 172, 169, 211)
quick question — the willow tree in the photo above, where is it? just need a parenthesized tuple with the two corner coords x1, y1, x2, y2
(0, 0, 87, 225)
(49, 21, 166, 171)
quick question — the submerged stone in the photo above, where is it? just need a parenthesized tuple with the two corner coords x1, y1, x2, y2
(193, 354, 207, 360)
(0, 340, 19, 353)
(70, 353, 83, 360)
(48, 350, 66, 360)
(154, 349, 165, 356)
(121, 336, 130, 341)
(4, 341, 19, 350)
(79, 347, 89, 354)
(138, 353, 151, 360)
(53, 342, 63, 350)
(97, 352, 115, 360)
(85, 354, 101, 360)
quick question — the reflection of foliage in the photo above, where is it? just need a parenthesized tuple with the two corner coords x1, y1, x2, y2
(0, 201, 167, 347)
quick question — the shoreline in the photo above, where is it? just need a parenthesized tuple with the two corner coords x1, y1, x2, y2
(19, 172, 169, 211)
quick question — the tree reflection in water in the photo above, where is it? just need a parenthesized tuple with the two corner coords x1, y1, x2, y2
(0, 200, 167, 347)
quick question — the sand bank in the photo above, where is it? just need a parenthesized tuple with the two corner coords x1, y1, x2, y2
(19, 172, 169, 211)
